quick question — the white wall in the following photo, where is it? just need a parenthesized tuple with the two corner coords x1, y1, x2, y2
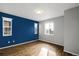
(64, 6, 79, 55)
(39, 16, 64, 46)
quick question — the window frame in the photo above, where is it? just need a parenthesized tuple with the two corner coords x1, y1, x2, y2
(44, 22, 54, 35)
(34, 23, 38, 34)
(2, 17, 12, 36)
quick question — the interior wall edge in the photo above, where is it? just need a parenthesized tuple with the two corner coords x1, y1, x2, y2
(39, 39, 64, 47)
(39, 15, 64, 22)
(64, 50, 79, 56)
(0, 40, 38, 49)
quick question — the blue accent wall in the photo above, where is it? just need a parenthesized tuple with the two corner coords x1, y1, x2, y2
(0, 12, 39, 48)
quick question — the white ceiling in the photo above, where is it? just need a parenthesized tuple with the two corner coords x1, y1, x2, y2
(0, 3, 79, 21)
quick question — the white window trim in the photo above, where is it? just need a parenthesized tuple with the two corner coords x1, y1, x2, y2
(2, 17, 12, 36)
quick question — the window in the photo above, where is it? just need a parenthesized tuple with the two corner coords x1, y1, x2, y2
(34, 23, 38, 34)
(45, 22, 54, 35)
(2, 17, 12, 36)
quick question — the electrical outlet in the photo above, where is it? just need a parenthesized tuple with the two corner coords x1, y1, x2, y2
(8, 41, 10, 43)
(13, 40, 15, 43)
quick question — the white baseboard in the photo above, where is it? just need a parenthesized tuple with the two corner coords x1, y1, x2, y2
(39, 39, 63, 46)
(0, 40, 38, 49)
(64, 50, 79, 56)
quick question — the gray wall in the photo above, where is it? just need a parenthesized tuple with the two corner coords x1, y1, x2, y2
(64, 6, 79, 55)
(39, 16, 64, 46)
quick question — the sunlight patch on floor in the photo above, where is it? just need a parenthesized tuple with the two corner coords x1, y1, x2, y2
(38, 47, 57, 56)
(48, 50, 57, 56)
(38, 47, 48, 56)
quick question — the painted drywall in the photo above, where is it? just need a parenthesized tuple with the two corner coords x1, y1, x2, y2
(39, 16, 64, 46)
(64, 6, 79, 55)
(0, 12, 39, 48)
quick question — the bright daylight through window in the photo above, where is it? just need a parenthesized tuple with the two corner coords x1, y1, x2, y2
(45, 22, 54, 35)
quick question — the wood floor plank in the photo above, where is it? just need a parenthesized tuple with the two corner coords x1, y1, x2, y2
(0, 40, 72, 56)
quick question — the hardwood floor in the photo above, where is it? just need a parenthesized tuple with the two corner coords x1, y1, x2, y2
(0, 40, 72, 56)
